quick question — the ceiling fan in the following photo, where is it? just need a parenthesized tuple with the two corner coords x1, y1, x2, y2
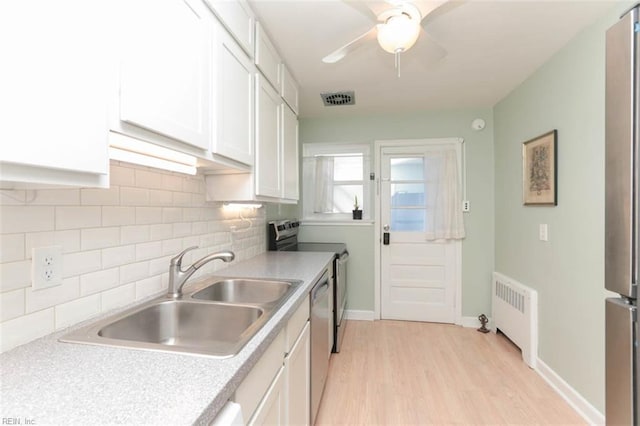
(322, 0, 455, 76)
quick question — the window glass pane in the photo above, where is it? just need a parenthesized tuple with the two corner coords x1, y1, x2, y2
(391, 208, 426, 231)
(333, 155, 363, 181)
(333, 185, 363, 213)
(390, 158, 423, 181)
(391, 184, 425, 207)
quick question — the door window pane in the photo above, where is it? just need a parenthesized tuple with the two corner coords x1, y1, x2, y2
(390, 158, 424, 181)
(391, 184, 425, 207)
(391, 208, 426, 231)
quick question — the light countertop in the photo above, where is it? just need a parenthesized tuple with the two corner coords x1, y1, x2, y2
(0, 251, 334, 425)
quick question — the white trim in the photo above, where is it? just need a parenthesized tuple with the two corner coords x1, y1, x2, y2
(300, 220, 374, 227)
(535, 358, 605, 425)
(373, 138, 464, 323)
(459, 316, 493, 329)
(344, 310, 375, 321)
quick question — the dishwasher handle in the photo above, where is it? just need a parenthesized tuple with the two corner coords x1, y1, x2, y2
(311, 271, 329, 302)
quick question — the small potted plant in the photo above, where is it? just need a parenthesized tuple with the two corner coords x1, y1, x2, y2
(352, 195, 362, 220)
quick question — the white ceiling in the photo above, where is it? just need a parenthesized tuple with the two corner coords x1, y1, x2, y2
(248, 0, 617, 118)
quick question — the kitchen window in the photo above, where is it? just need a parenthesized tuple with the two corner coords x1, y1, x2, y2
(302, 143, 371, 222)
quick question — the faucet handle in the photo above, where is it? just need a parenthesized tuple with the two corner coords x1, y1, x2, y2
(170, 246, 198, 267)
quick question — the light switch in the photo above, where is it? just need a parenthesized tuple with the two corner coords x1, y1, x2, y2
(539, 224, 549, 242)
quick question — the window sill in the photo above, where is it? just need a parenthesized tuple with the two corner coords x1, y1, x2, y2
(300, 220, 374, 227)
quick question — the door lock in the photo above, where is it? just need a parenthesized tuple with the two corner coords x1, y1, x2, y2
(383, 232, 390, 245)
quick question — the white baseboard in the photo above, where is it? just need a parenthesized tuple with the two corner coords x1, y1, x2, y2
(535, 358, 604, 425)
(459, 316, 492, 330)
(345, 310, 375, 321)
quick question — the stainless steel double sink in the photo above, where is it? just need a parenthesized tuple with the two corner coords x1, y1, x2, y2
(60, 278, 302, 358)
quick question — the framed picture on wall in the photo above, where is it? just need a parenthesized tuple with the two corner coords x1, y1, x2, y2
(522, 130, 557, 206)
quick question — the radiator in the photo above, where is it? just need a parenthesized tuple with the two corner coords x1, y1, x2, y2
(491, 272, 538, 369)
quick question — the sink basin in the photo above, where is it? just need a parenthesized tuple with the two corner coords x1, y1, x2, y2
(60, 276, 302, 358)
(191, 279, 295, 304)
(61, 300, 266, 358)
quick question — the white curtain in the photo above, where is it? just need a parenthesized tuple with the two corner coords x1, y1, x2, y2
(313, 156, 334, 213)
(424, 148, 465, 240)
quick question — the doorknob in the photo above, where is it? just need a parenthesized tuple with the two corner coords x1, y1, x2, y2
(383, 224, 390, 232)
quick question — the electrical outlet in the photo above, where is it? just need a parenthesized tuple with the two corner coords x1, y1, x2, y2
(32, 246, 63, 290)
(462, 200, 470, 212)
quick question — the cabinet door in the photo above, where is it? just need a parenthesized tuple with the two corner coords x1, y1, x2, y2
(285, 322, 310, 426)
(214, 24, 254, 166)
(282, 104, 299, 201)
(255, 23, 282, 91)
(119, 0, 211, 150)
(204, 0, 255, 57)
(248, 366, 285, 426)
(0, 0, 109, 186)
(255, 75, 282, 198)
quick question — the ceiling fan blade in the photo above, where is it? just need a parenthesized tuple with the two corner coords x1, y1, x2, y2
(343, 1, 378, 22)
(322, 26, 377, 64)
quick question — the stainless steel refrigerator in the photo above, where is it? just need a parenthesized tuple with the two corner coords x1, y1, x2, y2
(605, 4, 640, 425)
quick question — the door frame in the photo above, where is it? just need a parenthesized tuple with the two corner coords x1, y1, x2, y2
(373, 138, 464, 324)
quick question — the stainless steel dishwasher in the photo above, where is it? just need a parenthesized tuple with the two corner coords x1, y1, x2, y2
(310, 269, 330, 425)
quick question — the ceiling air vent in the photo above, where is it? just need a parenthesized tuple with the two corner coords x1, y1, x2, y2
(321, 91, 355, 107)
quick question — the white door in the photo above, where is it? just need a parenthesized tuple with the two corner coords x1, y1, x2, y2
(379, 143, 462, 323)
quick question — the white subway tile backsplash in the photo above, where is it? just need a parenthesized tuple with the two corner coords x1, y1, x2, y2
(173, 223, 191, 238)
(120, 225, 150, 245)
(0, 288, 25, 321)
(0, 162, 267, 353)
(0, 308, 54, 352)
(81, 227, 120, 250)
(135, 241, 162, 261)
(149, 224, 173, 241)
(161, 174, 183, 191)
(56, 206, 101, 230)
(55, 294, 101, 330)
(81, 187, 119, 206)
(0, 206, 54, 233)
(101, 283, 135, 312)
(0, 260, 31, 292)
(135, 207, 162, 225)
(0, 234, 24, 263)
(102, 245, 136, 269)
(121, 187, 149, 206)
(173, 192, 191, 206)
(79, 268, 119, 296)
(135, 275, 164, 300)
(120, 261, 149, 285)
(162, 208, 183, 224)
(30, 189, 80, 205)
(25, 277, 80, 313)
(149, 189, 173, 206)
(63, 250, 102, 278)
(25, 230, 81, 257)
(135, 169, 165, 189)
(110, 163, 135, 186)
(102, 206, 136, 227)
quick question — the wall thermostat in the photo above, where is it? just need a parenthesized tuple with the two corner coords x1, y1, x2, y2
(471, 118, 486, 131)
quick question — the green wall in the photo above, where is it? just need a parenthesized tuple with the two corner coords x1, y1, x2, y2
(493, 3, 629, 413)
(296, 108, 495, 315)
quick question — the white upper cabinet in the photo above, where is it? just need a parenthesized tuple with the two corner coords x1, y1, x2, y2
(280, 65, 300, 115)
(204, 0, 255, 57)
(0, 0, 110, 188)
(213, 21, 255, 166)
(282, 104, 299, 201)
(255, 74, 282, 198)
(255, 23, 282, 91)
(116, 0, 211, 151)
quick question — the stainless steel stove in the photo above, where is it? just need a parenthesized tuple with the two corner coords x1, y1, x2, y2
(268, 219, 349, 353)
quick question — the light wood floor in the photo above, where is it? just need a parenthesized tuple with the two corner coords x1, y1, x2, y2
(315, 320, 586, 425)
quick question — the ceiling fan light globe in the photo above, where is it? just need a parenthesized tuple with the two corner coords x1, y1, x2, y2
(376, 14, 420, 54)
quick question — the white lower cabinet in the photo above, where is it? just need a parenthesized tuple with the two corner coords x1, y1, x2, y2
(234, 297, 310, 425)
(285, 323, 310, 425)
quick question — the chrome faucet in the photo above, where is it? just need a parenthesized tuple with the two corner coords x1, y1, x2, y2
(168, 246, 235, 298)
